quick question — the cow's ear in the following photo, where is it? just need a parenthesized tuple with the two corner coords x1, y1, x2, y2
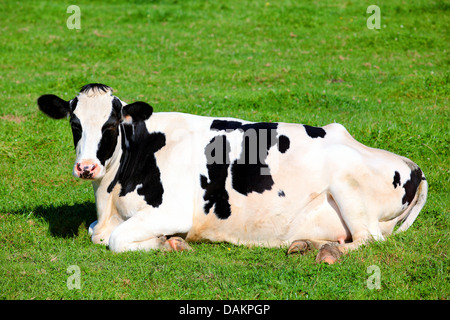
(37, 94, 71, 119)
(122, 101, 153, 123)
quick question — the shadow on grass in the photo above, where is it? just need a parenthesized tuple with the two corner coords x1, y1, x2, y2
(30, 202, 97, 238)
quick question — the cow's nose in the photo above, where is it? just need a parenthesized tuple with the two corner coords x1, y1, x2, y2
(74, 160, 100, 179)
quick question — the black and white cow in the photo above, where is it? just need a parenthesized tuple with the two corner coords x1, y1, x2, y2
(38, 83, 428, 263)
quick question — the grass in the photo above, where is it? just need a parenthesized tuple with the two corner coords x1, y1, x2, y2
(0, 0, 448, 300)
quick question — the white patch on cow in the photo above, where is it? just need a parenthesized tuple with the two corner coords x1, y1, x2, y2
(135, 183, 143, 193)
(72, 88, 118, 179)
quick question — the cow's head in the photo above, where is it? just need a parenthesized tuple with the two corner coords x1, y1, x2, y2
(38, 83, 153, 180)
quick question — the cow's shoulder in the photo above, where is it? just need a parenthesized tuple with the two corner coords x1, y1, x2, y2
(108, 117, 165, 208)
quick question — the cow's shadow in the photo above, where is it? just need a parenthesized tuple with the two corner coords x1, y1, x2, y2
(31, 202, 97, 238)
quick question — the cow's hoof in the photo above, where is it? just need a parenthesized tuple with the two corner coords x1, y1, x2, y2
(287, 240, 312, 255)
(315, 243, 342, 264)
(164, 236, 192, 252)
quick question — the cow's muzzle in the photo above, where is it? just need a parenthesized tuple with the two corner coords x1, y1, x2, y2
(74, 160, 101, 179)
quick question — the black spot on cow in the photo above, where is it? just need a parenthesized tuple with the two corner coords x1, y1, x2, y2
(96, 97, 122, 166)
(69, 113, 82, 149)
(278, 190, 286, 197)
(211, 120, 285, 196)
(393, 171, 401, 189)
(210, 119, 243, 131)
(107, 109, 165, 208)
(200, 135, 232, 219)
(402, 167, 423, 205)
(304, 125, 326, 138)
(231, 122, 279, 195)
(278, 135, 290, 153)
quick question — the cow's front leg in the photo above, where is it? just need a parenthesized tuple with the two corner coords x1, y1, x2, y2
(108, 211, 192, 253)
(88, 220, 97, 236)
(88, 216, 123, 246)
(110, 233, 192, 253)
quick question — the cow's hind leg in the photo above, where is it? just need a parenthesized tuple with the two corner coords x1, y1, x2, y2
(286, 238, 369, 264)
(287, 240, 312, 255)
(313, 183, 386, 264)
(287, 239, 329, 255)
(315, 234, 375, 264)
(312, 222, 383, 264)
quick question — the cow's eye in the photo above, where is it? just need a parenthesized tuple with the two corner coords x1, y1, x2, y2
(70, 120, 82, 133)
(102, 124, 118, 133)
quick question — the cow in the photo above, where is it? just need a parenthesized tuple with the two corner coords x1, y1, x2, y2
(37, 83, 428, 264)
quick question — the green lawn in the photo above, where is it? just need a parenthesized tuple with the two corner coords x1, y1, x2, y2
(0, 0, 448, 300)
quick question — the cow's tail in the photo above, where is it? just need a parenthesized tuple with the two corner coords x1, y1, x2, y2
(395, 171, 428, 233)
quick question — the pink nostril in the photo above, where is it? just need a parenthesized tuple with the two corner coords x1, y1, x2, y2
(76, 162, 97, 173)
(75, 161, 99, 179)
